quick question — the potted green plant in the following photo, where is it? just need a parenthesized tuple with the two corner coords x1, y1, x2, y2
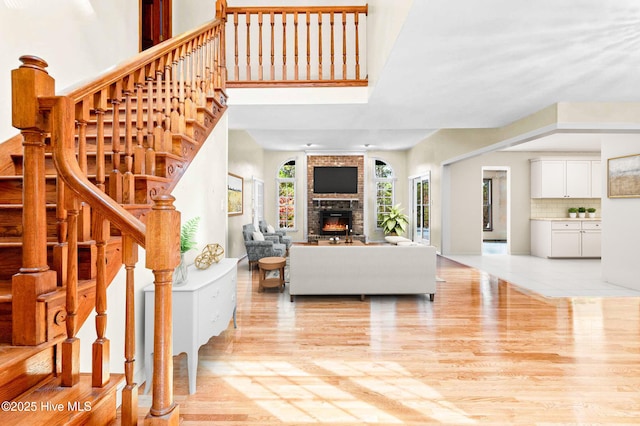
(577, 207, 586, 218)
(568, 207, 577, 218)
(174, 216, 200, 285)
(587, 207, 596, 218)
(380, 204, 409, 236)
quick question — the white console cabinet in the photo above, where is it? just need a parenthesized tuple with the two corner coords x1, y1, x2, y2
(144, 258, 238, 395)
(530, 158, 600, 198)
(531, 220, 601, 258)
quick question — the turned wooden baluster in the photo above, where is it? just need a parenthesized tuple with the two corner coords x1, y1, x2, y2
(258, 12, 263, 80)
(270, 11, 275, 80)
(219, 11, 227, 88)
(145, 63, 157, 175)
(170, 51, 182, 134)
(178, 46, 187, 134)
(282, 12, 287, 80)
(75, 99, 92, 242)
(10, 55, 58, 346)
(54, 176, 68, 287)
(245, 11, 251, 80)
(123, 76, 136, 204)
(92, 213, 110, 387)
(233, 12, 239, 80)
(306, 11, 311, 80)
(330, 12, 335, 80)
(134, 70, 146, 175)
(121, 235, 139, 426)
(164, 53, 173, 150)
(342, 12, 347, 80)
(294, 11, 299, 80)
(145, 195, 181, 424)
(62, 192, 80, 386)
(154, 57, 165, 153)
(318, 11, 323, 80)
(109, 82, 123, 203)
(355, 11, 360, 80)
(93, 89, 107, 193)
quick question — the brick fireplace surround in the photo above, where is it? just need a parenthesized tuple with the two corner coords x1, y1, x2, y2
(307, 155, 364, 241)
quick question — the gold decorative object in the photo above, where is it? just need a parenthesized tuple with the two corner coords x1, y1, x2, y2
(195, 244, 224, 269)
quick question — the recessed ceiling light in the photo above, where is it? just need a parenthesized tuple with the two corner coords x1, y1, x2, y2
(364, 144, 370, 147)
(306, 143, 312, 147)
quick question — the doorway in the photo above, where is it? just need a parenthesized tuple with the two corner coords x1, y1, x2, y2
(482, 167, 509, 255)
(140, 0, 172, 51)
(412, 173, 430, 245)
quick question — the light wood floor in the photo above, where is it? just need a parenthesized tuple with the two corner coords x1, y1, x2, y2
(137, 256, 640, 425)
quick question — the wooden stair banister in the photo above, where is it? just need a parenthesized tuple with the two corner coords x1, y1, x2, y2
(8, 2, 228, 423)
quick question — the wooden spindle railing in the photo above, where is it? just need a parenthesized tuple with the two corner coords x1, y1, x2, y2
(10, 3, 227, 422)
(225, 5, 368, 87)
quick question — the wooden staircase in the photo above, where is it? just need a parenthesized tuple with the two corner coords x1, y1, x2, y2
(0, 2, 228, 423)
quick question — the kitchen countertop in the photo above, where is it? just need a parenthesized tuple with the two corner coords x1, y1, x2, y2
(531, 217, 601, 221)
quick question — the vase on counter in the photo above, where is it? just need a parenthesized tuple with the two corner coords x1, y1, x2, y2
(173, 253, 188, 286)
(588, 212, 596, 218)
(569, 212, 577, 218)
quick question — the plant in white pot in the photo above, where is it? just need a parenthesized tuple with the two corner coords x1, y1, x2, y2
(568, 207, 577, 218)
(174, 216, 200, 285)
(587, 207, 596, 218)
(577, 207, 586, 218)
(380, 204, 409, 236)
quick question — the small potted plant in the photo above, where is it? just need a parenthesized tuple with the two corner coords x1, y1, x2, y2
(577, 207, 586, 218)
(587, 207, 596, 218)
(380, 204, 409, 236)
(174, 216, 200, 285)
(568, 207, 577, 218)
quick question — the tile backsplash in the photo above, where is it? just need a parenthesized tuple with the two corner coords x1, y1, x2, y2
(530, 198, 601, 219)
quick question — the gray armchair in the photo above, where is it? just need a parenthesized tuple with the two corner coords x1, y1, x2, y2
(258, 220, 292, 253)
(242, 224, 286, 270)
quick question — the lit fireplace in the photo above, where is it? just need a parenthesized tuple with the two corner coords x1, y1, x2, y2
(320, 211, 352, 235)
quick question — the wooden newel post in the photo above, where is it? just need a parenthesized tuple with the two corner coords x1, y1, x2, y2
(11, 55, 58, 345)
(145, 195, 181, 425)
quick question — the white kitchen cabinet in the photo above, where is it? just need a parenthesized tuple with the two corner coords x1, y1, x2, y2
(530, 158, 598, 198)
(531, 220, 601, 258)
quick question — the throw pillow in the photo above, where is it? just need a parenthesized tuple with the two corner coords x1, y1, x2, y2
(252, 231, 265, 241)
(385, 235, 411, 245)
(267, 224, 275, 234)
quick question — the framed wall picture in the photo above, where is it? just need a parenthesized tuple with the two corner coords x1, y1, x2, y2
(608, 153, 640, 198)
(228, 173, 243, 215)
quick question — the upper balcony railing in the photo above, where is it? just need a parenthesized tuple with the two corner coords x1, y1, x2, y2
(222, 3, 368, 87)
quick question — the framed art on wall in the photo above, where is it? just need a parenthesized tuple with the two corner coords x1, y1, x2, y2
(608, 153, 640, 198)
(228, 173, 243, 215)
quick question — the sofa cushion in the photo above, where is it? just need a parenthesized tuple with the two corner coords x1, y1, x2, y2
(385, 235, 412, 245)
(397, 241, 420, 246)
(267, 224, 275, 233)
(252, 231, 265, 241)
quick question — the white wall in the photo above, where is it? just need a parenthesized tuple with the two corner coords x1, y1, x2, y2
(446, 151, 533, 255)
(228, 130, 266, 258)
(601, 134, 640, 290)
(0, 0, 138, 141)
(76, 114, 229, 385)
(173, 0, 218, 35)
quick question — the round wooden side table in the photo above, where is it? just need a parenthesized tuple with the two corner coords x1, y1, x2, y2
(258, 256, 286, 292)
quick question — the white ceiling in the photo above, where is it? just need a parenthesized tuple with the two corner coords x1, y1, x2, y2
(227, 0, 640, 153)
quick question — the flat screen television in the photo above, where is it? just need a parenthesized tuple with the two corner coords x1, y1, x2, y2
(313, 166, 358, 194)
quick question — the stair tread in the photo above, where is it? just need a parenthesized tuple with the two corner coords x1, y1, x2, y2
(0, 336, 64, 372)
(2, 373, 123, 426)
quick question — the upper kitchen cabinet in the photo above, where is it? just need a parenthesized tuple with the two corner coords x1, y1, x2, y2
(530, 158, 600, 198)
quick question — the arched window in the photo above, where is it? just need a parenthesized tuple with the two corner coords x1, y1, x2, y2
(375, 159, 394, 228)
(277, 160, 296, 229)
